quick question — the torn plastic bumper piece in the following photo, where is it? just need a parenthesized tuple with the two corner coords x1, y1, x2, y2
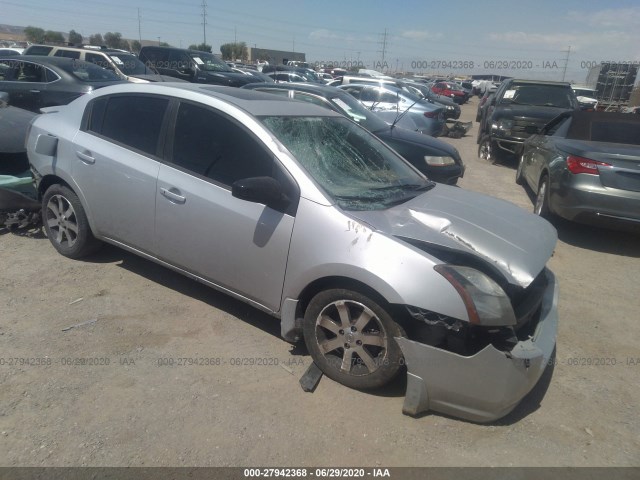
(397, 269, 558, 423)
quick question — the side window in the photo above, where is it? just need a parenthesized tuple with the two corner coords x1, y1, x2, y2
(168, 51, 190, 70)
(16, 62, 45, 82)
(341, 86, 362, 99)
(171, 102, 274, 186)
(0, 60, 11, 80)
(378, 91, 399, 103)
(86, 53, 112, 70)
(359, 88, 378, 102)
(88, 95, 169, 156)
(45, 68, 59, 83)
(256, 89, 291, 98)
(24, 46, 53, 56)
(53, 49, 81, 59)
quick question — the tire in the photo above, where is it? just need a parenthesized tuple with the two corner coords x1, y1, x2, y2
(515, 154, 526, 185)
(478, 135, 499, 163)
(534, 175, 552, 218)
(303, 289, 405, 390)
(42, 184, 102, 258)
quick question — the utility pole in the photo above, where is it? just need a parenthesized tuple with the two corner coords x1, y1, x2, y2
(137, 8, 142, 44)
(292, 36, 295, 53)
(201, 0, 207, 45)
(562, 45, 571, 82)
(234, 26, 237, 44)
(377, 28, 388, 65)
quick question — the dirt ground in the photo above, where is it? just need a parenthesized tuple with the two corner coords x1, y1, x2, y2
(0, 100, 639, 468)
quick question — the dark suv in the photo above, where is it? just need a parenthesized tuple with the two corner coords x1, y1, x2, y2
(138, 46, 256, 87)
(477, 79, 578, 162)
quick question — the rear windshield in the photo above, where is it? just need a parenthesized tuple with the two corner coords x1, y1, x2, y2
(500, 83, 575, 108)
(590, 121, 640, 145)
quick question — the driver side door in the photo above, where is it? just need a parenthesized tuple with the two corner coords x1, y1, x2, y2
(155, 100, 298, 312)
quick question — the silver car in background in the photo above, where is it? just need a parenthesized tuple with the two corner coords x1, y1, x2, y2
(28, 83, 558, 422)
(337, 83, 446, 137)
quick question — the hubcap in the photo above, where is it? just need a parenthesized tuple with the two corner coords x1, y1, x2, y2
(479, 140, 491, 161)
(315, 300, 387, 376)
(46, 195, 79, 247)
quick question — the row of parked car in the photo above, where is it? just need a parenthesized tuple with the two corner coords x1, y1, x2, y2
(0, 44, 472, 187)
(475, 77, 640, 230)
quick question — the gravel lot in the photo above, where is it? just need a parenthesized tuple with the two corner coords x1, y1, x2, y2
(1, 99, 638, 467)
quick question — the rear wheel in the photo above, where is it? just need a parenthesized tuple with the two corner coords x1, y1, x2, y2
(42, 184, 102, 258)
(534, 175, 552, 218)
(515, 154, 526, 185)
(303, 289, 404, 390)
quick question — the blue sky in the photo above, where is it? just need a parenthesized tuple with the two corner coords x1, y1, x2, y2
(3, 0, 640, 82)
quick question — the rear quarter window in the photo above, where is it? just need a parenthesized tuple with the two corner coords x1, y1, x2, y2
(24, 45, 53, 56)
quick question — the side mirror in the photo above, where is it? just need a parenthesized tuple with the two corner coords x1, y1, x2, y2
(0, 92, 9, 108)
(232, 176, 289, 210)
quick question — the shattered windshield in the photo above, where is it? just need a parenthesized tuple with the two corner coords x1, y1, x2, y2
(260, 116, 433, 210)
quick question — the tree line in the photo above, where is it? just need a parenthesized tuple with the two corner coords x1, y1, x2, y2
(23, 26, 257, 61)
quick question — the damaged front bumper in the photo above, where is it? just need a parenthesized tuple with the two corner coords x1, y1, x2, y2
(396, 269, 558, 423)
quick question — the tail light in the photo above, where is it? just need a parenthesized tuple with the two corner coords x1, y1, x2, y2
(566, 155, 611, 175)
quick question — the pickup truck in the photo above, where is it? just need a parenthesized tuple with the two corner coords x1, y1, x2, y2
(476, 79, 578, 162)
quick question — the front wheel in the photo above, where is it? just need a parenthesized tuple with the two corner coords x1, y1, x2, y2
(478, 135, 498, 163)
(303, 289, 405, 390)
(42, 184, 102, 258)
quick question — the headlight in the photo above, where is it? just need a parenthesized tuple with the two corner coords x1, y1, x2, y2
(424, 155, 456, 166)
(434, 265, 516, 326)
(491, 118, 513, 132)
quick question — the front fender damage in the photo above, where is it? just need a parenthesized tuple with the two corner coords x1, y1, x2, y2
(397, 269, 558, 422)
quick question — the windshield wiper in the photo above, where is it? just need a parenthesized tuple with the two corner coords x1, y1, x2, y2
(370, 182, 434, 192)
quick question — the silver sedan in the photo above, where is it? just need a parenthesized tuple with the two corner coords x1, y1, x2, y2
(28, 83, 558, 422)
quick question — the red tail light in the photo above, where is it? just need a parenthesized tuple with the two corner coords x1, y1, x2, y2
(566, 155, 611, 175)
(423, 111, 437, 118)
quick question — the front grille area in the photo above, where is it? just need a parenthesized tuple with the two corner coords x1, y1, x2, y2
(511, 117, 547, 138)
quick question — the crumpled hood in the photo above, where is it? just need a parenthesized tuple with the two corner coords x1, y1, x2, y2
(349, 185, 557, 287)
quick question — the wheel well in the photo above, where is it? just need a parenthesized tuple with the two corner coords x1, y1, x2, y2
(295, 276, 391, 320)
(294, 276, 413, 333)
(37, 175, 72, 200)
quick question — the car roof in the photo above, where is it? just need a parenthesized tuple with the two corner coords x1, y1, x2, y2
(508, 79, 572, 86)
(245, 82, 341, 97)
(94, 83, 343, 117)
(8, 55, 85, 66)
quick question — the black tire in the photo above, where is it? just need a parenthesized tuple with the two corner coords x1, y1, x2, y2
(478, 135, 499, 163)
(534, 175, 552, 218)
(42, 184, 102, 258)
(515, 154, 526, 185)
(303, 289, 405, 390)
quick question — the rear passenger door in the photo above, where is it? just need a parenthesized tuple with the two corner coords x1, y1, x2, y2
(155, 101, 297, 311)
(72, 93, 170, 252)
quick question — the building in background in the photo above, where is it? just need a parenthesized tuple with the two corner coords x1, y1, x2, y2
(249, 47, 305, 66)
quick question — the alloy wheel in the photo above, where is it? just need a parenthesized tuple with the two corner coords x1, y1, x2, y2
(45, 194, 79, 248)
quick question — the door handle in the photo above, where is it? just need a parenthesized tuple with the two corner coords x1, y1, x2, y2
(29, 90, 41, 93)
(160, 187, 186, 204)
(76, 150, 95, 164)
